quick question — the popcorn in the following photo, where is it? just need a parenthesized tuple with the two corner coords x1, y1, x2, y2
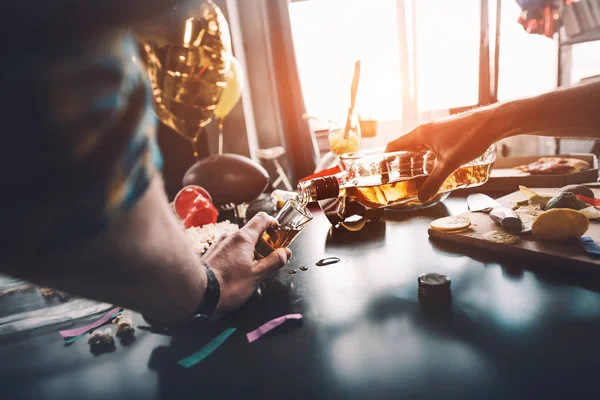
(185, 221, 239, 255)
(88, 328, 114, 346)
(113, 315, 135, 337)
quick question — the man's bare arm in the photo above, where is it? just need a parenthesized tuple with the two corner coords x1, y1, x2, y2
(2, 177, 206, 322)
(489, 79, 600, 141)
(1, 176, 291, 322)
(386, 79, 600, 202)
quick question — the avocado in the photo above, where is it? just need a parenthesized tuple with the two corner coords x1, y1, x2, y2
(545, 192, 586, 211)
(559, 184, 594, 199)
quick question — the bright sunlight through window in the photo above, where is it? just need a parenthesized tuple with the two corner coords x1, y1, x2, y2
(497, 0, 557, 101)
(290, 0, 598, 124)
(414, 0, 480, 111)
(289, 0, 482, 122)
(289, 0, 403, 122)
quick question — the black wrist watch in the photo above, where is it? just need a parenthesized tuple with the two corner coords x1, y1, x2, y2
(191, 263, 221, 321)
(143, 263, 220, 328)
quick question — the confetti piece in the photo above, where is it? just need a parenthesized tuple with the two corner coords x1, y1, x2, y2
(246, 314, 303, 343)
(177, 328, 237, 368)
(63, 313, 123, 345)
(60, 307, 121, 339)
(64, 332, 89, 345)
(580, 237, 600, 256)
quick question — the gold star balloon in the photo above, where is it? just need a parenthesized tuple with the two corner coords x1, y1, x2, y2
(136, 0, 232, 156)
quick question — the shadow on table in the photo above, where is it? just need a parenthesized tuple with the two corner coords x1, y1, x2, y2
(325, 220, 387, 252)
(326, 288, 600, 399)
(384, 201, 452, 223)
(429, 236, 600, 294)
(145, 276, 325, 399)
(144, 270, 600, 400)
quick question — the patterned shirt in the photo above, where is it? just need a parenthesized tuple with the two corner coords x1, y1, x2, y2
(2, 30, 163, 263)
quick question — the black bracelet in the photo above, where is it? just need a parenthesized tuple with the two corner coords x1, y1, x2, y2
(143, 263, 220, 328)
(192, 263, 220, 321)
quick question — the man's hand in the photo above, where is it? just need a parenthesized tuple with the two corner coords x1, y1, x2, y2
(386, 111, 496, 203)
(387, 80, 600, 203)
(201, 212, 292, 317)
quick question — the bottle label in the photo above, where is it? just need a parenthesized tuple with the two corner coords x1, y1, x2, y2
(313, 176, 340, 200)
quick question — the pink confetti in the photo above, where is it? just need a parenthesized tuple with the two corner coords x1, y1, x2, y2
(59, 307, 121, 338)
(246, 314, 303, 343)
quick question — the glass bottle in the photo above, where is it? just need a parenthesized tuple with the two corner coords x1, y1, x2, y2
(297, 145, 497, 209)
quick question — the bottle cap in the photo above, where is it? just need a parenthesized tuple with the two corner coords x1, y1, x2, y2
(312, 176, 340, 200)
(418, 272, 451, 289)
(418, 273, 452, 307)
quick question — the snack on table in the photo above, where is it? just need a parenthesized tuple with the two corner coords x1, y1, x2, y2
(515, 186, 553, 210)
(185, 221, 239, 255)
(472, 230, 520, 244)
(39, 287, 71, 301)
(514, 157, 590, 175)
(559, 184, 595, 199)
(112, 315, 135, 337)
(88, 328, 115, 346)
(531, 208, 589, 242)
(39, 288, 56, 298)
(545, 192, 586, 211)
(515, 185, 599, 231)
(514, 205, 545, 232)
(430, 216, 471, 232)
(581, 206, 600, 220)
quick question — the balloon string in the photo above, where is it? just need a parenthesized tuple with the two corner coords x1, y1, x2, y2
(218, 119, 224, 155)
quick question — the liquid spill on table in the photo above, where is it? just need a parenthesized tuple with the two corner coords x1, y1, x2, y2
(316, 257, 341, 266)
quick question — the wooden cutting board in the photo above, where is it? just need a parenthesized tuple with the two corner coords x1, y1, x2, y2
(428, 188, 600, 272)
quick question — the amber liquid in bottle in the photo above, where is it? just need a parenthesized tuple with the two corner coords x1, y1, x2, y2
(341, 163, 492, 209)
(254, 226, 302, 259)
(297, 146, 496, 209)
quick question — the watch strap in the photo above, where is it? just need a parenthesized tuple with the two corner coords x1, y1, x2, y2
(142, 263, 220, 328)
(193, 263, 220, 320)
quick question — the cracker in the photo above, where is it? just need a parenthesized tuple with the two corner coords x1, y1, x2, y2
(473, 230, 520, 244)
(532, 208, 589, 242)
(430, 216, 471, 232)
(514, 204, 545, 232)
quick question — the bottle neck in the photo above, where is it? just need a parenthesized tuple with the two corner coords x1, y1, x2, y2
(297, 176, 340, 203)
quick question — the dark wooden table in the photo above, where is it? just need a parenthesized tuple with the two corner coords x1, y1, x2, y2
(3, 196, 600, 399)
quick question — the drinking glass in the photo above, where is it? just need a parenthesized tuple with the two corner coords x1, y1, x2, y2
(328, 114, 361, 156)
(254, 200, 313, 259)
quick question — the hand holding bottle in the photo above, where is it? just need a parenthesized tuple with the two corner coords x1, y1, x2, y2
(386, 111, 498, 203)
(202, 212, 292, 318)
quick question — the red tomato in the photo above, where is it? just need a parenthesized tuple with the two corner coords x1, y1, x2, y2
(174, 185, 213, 219)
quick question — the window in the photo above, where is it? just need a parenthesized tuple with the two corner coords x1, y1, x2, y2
(570, 40, 600, 84)
(414, 0, 480, 111)
(289, 0, 561, 130)
(289, 0, 403, 122)
(497, 0, 557, 101)
(290, 0, 484, 123)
